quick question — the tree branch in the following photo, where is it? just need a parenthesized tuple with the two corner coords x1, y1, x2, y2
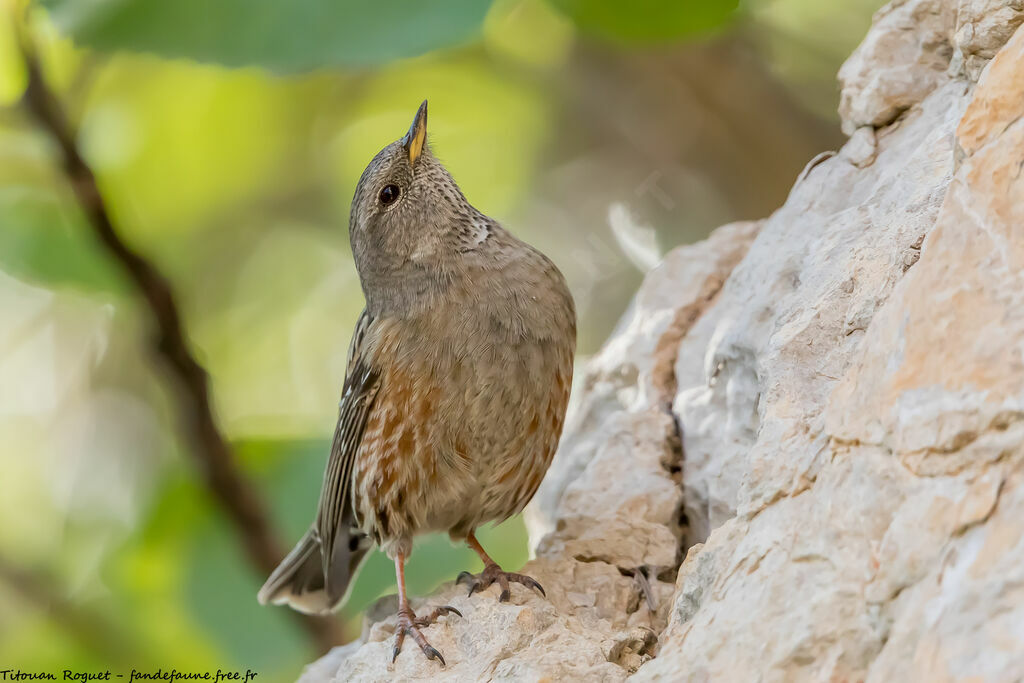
(14, 29, 343, 652)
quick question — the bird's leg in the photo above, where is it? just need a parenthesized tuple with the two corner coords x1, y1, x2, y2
(456, 531, 546, 602)
(391, 553, 461, 666)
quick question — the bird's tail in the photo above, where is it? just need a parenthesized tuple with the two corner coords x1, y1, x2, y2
(257, 526, 370, 615)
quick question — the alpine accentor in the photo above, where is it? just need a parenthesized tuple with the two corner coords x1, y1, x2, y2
(258, 101, 576, 665)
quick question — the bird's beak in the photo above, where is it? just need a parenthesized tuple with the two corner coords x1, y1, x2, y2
(402, 100, 428, 167)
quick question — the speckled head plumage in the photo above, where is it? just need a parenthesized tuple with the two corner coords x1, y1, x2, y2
(349, 100, 489, 316)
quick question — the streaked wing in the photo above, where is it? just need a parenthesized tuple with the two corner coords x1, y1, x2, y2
(315, 309, 381, 581)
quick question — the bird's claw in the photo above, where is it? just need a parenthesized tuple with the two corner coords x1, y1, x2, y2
(391, 604, 459, 666)
(414, 605, 462, 626)
(457, 563, 546, 602)
(423, 645, 445, 667)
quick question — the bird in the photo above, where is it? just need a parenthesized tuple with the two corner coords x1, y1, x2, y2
(257, 100, 576, 665)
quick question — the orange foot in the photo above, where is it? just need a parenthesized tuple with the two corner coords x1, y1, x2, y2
(392, 604, 461, 666)
(456, 563, 546, 603)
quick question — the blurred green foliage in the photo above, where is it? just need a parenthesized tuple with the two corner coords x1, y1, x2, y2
(0, 0, 879, 680)
(0, 190, 125, 292)
(550, 0, 739, 43)
(40, 0, 497, 71)
(39, 0, 742, 70)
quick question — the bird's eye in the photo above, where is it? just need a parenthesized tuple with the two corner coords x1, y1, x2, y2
(378, 184, 400, 205)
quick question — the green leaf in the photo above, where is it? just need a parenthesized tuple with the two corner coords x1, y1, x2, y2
(39, 0, 496, 71)
(545, 0, 740, 43)
(0, 189, 125, 293)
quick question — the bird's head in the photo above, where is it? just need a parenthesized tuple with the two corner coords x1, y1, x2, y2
(348, 100, 483, 314)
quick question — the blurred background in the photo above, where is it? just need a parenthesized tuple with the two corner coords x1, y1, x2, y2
(0, 0, 880, 678)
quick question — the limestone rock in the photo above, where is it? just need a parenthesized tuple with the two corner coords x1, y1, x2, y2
(642, 9, 1024, 683)
(838, 0, 1024, 133)
(531, 220, 760, 539)
(297, 2, 1024, 680)
(838, 0, 956, 134)
(953, 0, 1024, 79)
